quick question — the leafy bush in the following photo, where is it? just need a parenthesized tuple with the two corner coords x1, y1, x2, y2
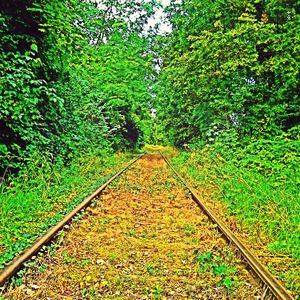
(0, 0, 156, 175)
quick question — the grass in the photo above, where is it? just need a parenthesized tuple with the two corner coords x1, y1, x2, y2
(151, 285, 164, 300)
(219, 166, 300, 257)
(172, 149, 300, 259)
(194, 250, 239, 290)
(0, 150, 131, 268)
(1, 152, 262, 299)
(171, 146, 300, 295)
(146, 263, 160, 275)
(127, 229, 137, 237)
(184, 223, 196, 237)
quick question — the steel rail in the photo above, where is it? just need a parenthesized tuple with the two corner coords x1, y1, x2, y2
(0, 153, 144, 286)
(160, 151, 294, 300)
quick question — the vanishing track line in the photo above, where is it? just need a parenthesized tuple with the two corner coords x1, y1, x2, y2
(0, 154, 144, 286)
(160, 152, 294, 300)
(0, 153, 294, 299)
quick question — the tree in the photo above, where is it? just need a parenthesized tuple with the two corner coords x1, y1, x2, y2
(0, 0, 157, 174)
(155, 0, 299, 146)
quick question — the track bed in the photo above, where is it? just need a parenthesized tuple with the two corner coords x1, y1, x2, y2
(2, 154, 264, 299)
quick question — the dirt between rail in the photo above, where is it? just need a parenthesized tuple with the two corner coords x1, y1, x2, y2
(3, 154, 262, 299)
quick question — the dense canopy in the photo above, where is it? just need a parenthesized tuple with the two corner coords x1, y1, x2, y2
(1, 0, 299, 174)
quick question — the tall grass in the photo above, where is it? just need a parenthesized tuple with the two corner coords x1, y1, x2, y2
(217, 164, 299, 258)
(171, 145, 299, 259)
(0, 151, 130, 267)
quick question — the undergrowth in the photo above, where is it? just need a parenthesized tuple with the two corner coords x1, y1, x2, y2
(0, 150, 131, 268)
(172, 139, 299, 259)
(170, 138, 300, 294)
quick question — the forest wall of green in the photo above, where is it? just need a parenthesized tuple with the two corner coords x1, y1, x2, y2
(0, 0, 155, 176)
(155, 0, 299, 148)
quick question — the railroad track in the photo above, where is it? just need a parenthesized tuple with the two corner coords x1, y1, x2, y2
(0, 152, 295, 299)
(159, 152, 294, 300)
(0, 154, 144, 287)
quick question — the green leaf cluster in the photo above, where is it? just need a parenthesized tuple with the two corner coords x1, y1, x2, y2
(155, 0, 299, 146)
(0, 0, 157, 174)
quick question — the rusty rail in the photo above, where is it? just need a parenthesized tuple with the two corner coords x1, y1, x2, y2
(0, 153, 144, 286)
(160, 151, 294, 300)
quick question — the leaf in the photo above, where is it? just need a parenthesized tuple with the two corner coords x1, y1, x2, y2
(30, 43, 38, 52)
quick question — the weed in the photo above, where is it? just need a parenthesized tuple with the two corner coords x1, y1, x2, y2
(48, 243, 59, 256)
(124, 182, 142, 191)
(172, 151, 300, 259)
(97, 226, 105, 232)
(88, 287, 97, 297)
(194, 250, 238, 289)
(0, 152, 129, 267)
(195, 251, 213, 263)
(152, 285, 164, 300)
(62, 251, 76, 264)
(39, 264, 47, 272)
(184, 224, 196, 237)
(74, 212, 84, 223)
(81, 288, 87, 296)
(166, 251, 174, 258)
(10, 276, 23, 287)
(79, 259, 91, 266)
(146, 264, 160, 275)
(172, 150, 300, 294)
(100, 217, 109, 224)
(218, 276, 237, 289)
(62, 252, 91, 266)
(212, 264, 235, 277)
(140, 232, 148, 239)
(109, 254, 117, 263)
(115, 276, 121, 286)
(164, 180, 174, 191)
(127, 229, 137, 237)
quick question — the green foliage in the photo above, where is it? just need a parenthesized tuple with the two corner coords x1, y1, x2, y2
(184, 223, 196, 237)
(155, 0, 299, 146)
(154, 5, 299, 289)
(151, 285, 164, 300)
(0, 151, 130, 268)
(0, 0, 157, 174)
(194, 250, 238, 290)
(1, 3, 299, 295)
(0, 2, 64, 169)
(173, 143, 300, 260)
(60, 31, 154, 150)
(172, 144, 299, 293)
(146, 264, 160, 275)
